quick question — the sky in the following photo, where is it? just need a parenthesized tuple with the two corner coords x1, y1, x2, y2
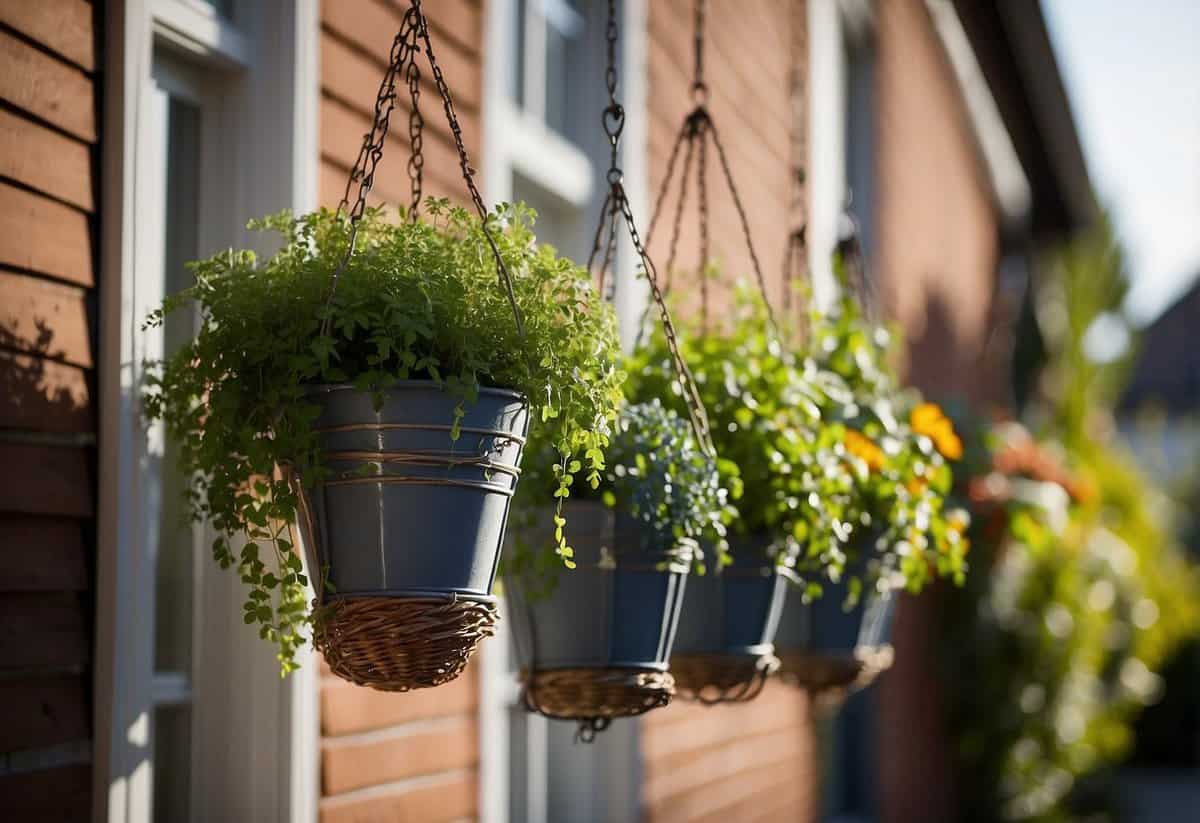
(1041, 0, 1200, 326)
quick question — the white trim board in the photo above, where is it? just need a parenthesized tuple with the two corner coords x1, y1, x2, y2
(94, 2, 321, 821)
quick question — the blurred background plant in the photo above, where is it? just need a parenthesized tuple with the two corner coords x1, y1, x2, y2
(940, 218, 1200, 822)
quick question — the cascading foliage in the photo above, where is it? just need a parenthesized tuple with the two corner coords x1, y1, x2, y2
(142, 200, 624, 671)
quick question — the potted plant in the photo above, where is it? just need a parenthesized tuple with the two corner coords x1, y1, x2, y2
(142, 200, 624, 688)
(626, 285, 859, 702)
(505, 399, 734, 735)
(773, 267, 969, 696)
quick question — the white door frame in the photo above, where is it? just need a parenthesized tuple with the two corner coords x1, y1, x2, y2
(94, 2, 320, 821)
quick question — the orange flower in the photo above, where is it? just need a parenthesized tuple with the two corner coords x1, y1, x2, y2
(910, 402, 963, 460)
(845, 430, 886, 472)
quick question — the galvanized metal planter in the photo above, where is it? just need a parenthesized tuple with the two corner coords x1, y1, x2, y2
(774, 577, 897, 699)
(669, 536, 787, 704)
(505, 502, 692, 738)
(290, 381, 530, 692)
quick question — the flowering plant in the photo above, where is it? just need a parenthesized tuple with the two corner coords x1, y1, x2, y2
(625, 286, 856, 582)
(803, 274, 970, 602)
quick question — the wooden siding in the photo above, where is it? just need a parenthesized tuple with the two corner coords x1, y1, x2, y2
(645, 0, 801, 325)
(317, 2, 486, 820)
(0, 1, 99, 817)
(640, 682, 818, 823)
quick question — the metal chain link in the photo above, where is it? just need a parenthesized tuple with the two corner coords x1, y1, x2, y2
(641, 0, 781, 338)
(692, 0, 708, 104)
(405, 48, 424, 218)
(324, 0, 523, 338)
(587, 0, 715, 459)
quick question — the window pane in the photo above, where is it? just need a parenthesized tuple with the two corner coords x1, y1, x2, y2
(155, 96, 202, 674)
(204, 0, 235, 20)
(543, 2, 588, 141)
(153, 704, 192, 823)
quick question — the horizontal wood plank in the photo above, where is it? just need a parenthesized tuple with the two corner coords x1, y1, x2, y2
(644, 759, 798, 823)
(322, 716, 478, 795)
(320, 96, 470, 207)
(0, 443, 93, 518)
(0, 764, 91, 821)
(379, 0, 481, 58)
(0, 0, 95, 71)
(0, 675, 89, 750)
(321, 661, 477, 736)
(0, 182, 93, 286)
(0, 29, 95, 142)
(0, 516, 88, 592)
(0, 593, 89, 671)
(321, 0, 480, 112)
(0, 107, 94, 210)
(0, 351, 93, 432)
(320, 770, 476, 823)
(642, 727, 804, 807)
(0, 270, 93, 367)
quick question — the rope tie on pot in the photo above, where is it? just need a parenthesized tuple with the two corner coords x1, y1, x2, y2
(294, 0, 527, 691)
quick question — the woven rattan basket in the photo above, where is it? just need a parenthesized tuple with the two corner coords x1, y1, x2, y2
(506, 503, 693, 736)
(289, 382, 528, 691)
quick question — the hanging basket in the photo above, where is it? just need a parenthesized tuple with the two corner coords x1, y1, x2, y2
(289, 381, 529, 691)
(506, 502, 693, 733)
(773, 579, 897, 701)
(669, 538, 787, 703)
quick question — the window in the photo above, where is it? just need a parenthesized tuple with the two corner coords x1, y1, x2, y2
(143, 58, 207, 821)
(479, 1, 649, 821)
(96, 2, 318, 821)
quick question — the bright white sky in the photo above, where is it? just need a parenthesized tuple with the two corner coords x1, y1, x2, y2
(1041, 0, 1200, 325)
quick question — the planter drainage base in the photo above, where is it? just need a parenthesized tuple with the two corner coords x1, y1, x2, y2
(671, 652, 781, 704)
(776, 644, 895, 703)
(315, 594, 498, 691)
(522, 667, 675, 741)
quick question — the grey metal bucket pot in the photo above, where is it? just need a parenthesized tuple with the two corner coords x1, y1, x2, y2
(773, 577, 897, 694)
(506, 503, 691, 672)
(297, 381, 531, 602)
(504, 502, 692, 728)
(669, 536, 789, 702)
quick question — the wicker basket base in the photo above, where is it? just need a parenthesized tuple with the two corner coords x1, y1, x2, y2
(522, 667, 675, 739)
(775, 644, 895, 703)
(315, 595, 498, 691)
(670, 652, 781, 705)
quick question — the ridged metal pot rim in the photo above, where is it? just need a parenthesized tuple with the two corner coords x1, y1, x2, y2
(302, 380, 528, 403)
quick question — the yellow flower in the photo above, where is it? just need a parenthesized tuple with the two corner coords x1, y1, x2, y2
(910, 402, 964, 461)
(845, 430, 886, 472)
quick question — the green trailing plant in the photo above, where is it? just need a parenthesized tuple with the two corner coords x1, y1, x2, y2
(625, 285, 855, 589)
(142, 200, 624, 672)
(506, 399, 736, 595)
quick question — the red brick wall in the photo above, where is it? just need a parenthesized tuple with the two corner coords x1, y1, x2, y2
(0, 0, 99, 817)
(874, 1, 1002, 821)
(317, 2, 486, 821)
(641, 3, 819, 821)
(875, 0, 1000, 400)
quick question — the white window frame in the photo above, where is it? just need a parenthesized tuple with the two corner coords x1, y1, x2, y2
(95, 2, 320, 822)
(806, 0, 874, 310)
(478, 1, 649, 821)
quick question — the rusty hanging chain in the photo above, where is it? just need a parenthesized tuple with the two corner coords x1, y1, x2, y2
(405, 42, 424, 217)
(641, 0, 779, 338)
(692, 0, 708, 104)
(584, 0, 715, 459)
(325, 0, 523, 338)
